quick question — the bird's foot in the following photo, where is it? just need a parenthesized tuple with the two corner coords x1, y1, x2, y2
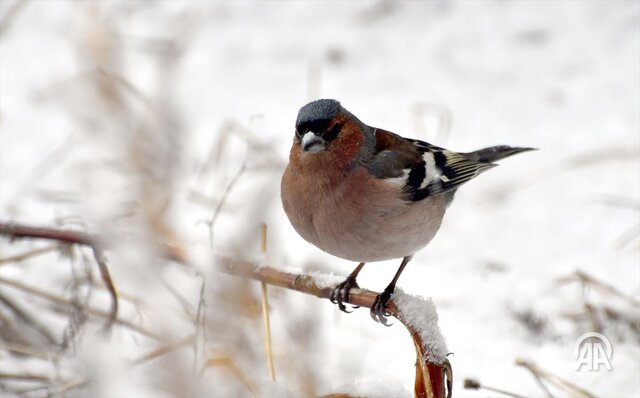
(370, 287, 394, 326)
(330, 276, 360, 313)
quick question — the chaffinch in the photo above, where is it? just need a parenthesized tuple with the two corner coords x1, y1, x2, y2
(281, 99, 533, 324)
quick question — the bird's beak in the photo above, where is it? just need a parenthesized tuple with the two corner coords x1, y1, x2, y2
(301, 132, 326, 153)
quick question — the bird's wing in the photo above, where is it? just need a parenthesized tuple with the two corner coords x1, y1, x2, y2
(366, 129, 495, 202)
(365, 129, 424, 178)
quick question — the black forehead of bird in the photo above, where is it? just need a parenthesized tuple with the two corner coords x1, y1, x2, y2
(295, 99, 341, 133)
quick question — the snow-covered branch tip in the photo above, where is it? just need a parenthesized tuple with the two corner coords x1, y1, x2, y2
(0, 221, 452, 398)
(218, 258, 452, 396)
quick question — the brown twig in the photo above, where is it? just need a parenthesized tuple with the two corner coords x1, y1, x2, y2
(0, 223, 96, 245)
(0, 221, 451, 398)
(0, 222, 120, 329)
(0, 373, 51, 382)
(92, 247, 117, 329)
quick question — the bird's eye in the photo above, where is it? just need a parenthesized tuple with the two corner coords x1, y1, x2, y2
(323, 123, 343, 142)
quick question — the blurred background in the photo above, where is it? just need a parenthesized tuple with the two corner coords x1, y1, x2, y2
(0, 1, 638, 397)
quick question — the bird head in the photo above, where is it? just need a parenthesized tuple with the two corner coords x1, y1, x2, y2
(294, 99, 344, 153)
(292, 99, 375, 169)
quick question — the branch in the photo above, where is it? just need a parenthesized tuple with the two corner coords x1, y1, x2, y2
(219, 258, 452, 395)
(0, 221, 452, 398)
(0, 223, 118, 327)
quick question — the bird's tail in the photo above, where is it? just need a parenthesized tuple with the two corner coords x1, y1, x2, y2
(462, 146, 537, 164)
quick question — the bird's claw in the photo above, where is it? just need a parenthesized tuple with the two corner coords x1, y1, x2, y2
(330, 276, 360, 313)
(370, 288, 393, 326)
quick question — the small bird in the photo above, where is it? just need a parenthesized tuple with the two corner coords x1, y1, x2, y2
(281, 99, 533, 324)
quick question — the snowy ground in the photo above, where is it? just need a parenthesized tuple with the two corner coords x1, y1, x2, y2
(1, 1, 639, 397)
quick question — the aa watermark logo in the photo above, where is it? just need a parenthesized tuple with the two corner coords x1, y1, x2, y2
(575, 332, 613, 371)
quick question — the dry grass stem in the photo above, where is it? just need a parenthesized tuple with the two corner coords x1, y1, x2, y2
(0, 291, 58, 345)
(615, 221, 640, 249)
(0, 245, 59, 265)
(96, 68, 159, 116)
(206, 161, 249, 248)
(193, 276, 206, 372)
(159, 276, 197, 320)
(50, 378, 91, 395)
(0, 276, 163, 341)
(0, 373, 51, 382)
(260, 223, 276, 382)
(558, 270, 640, 307)
(463, 378, 528, 398)
(515, 359, 596, 398)
(132, 334, 196, 365)
(0, 342, 52, 360)
(203, 357, 258, 397)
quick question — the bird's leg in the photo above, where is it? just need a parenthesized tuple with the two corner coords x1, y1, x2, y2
(371, 255, 413, 325)
(330, 262, 365, 313)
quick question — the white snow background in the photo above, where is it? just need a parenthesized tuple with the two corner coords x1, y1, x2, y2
(1, 1, 639, 397)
